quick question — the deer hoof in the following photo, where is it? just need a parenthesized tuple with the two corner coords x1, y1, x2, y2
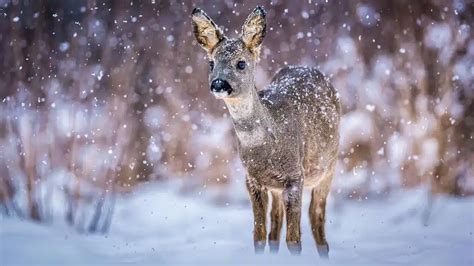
(287, 241, 302, 255)
(254, 240, 266, 254)
(317, 243, 329, 258)
(269, 240, 280, 253)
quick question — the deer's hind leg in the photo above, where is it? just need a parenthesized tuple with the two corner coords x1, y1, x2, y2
(268, 191, 284, 253)
(309, 171, 333, 258)
(283, 179, 303, 255)
(246, 177, 268, 253)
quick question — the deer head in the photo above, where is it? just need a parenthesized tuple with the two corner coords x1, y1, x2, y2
(192, 6, 266, 100)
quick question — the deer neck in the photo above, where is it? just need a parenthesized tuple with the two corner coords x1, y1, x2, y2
(223, 87, 275, 147)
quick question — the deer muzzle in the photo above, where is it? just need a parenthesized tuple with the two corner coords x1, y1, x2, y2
(210, 79, 233, 96)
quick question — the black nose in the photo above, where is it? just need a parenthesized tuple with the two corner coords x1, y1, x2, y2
(210, 79, 233, 95)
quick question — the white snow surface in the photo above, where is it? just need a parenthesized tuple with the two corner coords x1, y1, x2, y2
(1, 182, 473, 265)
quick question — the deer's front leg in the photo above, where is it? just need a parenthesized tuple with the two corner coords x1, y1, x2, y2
(246, 177, 268, 254)
(268, 191, 284, 253)
(283, 179, 303, 255)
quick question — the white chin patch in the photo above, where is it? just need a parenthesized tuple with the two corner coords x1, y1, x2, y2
(213, 91, 231, 98)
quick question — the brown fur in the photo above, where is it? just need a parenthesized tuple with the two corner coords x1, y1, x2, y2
(241, 6, 266, 58)
(192, 6, 340, 256)
(191, 8, 225, 55)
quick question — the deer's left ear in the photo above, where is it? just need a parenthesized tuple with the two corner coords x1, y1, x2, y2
(241, 6, 266, 57)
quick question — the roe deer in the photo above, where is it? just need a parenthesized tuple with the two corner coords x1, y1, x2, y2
(191, 6, 340, 256)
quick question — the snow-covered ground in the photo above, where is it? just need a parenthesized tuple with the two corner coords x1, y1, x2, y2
(1, 182, 473, 265)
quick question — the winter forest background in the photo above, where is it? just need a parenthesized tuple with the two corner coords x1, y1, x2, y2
(0, 0, 473, 264)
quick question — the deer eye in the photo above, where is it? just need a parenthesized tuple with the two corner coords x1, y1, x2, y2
(237, 61, 246, 70)
(209, 61, 214, 71)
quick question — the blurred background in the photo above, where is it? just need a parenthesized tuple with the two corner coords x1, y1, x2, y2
(0, 0, 473, 237)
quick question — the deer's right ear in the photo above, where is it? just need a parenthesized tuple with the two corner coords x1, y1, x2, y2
(191, 8, 225, 54)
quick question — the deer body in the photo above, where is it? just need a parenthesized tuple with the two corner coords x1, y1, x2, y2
(233, 66, 339, 189)
(192, 7, 340, 256)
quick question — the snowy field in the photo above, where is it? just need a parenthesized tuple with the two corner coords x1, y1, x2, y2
(1, 182, 473, 265)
